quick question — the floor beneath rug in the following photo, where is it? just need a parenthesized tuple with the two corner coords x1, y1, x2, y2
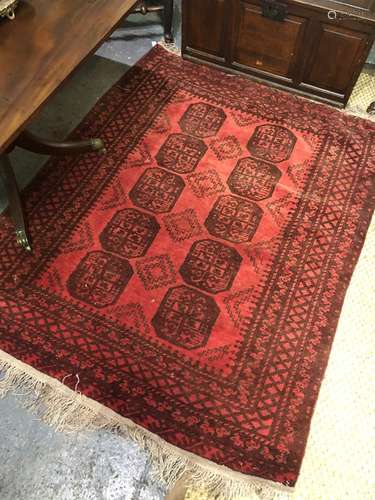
(347, 65, 375, 119)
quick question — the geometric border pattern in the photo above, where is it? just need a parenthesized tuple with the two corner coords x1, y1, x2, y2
(0, 47, 374, 488)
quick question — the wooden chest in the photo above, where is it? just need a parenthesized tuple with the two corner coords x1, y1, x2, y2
(182, 0, 375, 106)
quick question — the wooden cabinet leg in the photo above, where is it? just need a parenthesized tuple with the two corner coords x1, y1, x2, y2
(0, 155, 32, 252)
(163, 0, 174, 43)
(367, 101, 375, 115)
(130, 1, 174, 43)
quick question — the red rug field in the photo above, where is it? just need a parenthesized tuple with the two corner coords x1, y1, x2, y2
(0, 46, 374, 495)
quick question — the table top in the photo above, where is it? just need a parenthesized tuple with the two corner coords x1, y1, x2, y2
(0, 0, 138, 153)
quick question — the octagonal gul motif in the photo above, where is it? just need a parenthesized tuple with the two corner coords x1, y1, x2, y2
(129, 167, 185, 213)
(248, 125, 297, 163)
(180, 239, 242, 294)
(67, 251, 133, 308)
(152, 285, 220, 350)
(205, 195, 263, 243)
(227, 157, 281, 201)
(179, 103, 226, 138)
(100, 208, 160, 258)
(156, 133, 207, 174)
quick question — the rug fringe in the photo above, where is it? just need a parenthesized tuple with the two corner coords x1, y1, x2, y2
(0, 350, 292, 499)
(157, 40, 181, 56)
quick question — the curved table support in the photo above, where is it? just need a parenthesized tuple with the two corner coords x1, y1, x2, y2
(16, 130, 105, 156)
(1, 131, 105, 251)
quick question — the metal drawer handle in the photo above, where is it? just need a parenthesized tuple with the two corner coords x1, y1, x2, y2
(261, 0, 287, 21)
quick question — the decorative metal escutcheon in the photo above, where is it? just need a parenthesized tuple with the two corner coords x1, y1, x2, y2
(261, 0, 287, 21)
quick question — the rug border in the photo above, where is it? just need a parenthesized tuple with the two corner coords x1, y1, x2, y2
(0, 348, 293, 499)
(1, 45, 374, 497)
(156, 42, 375, 126)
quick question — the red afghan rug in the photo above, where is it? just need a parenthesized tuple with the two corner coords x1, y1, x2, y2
(1, 46, 374, 497)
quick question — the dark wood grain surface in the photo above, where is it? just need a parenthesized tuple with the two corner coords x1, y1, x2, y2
(0, 0, 138, 153)
(182, 0, 375, 106)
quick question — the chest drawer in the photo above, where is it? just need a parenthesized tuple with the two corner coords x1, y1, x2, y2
(232, 0, 308, 80)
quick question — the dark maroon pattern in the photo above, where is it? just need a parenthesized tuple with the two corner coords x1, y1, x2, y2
(152, 285, 220, 349)
(248, 125, 297, 162)
(156, 133, 207, 173)
(227, 157, 281, 201)
(0, 46, 374, 489)
(163, 208, 203, 242)
(136, 254, 177, 291)
(67, 251, 133, 308)
(180, 239, 242, 294)
(129, 167, 185, 213)
(100, 208, 160, 258)
(210, 135, 242, 160)
(205, 195, 263, 243)
(179, 103, 226, 138)
(187, 169, 225, 199)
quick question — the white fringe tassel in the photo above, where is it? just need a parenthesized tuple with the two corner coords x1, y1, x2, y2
(157, 40, 181, 56)
(0, 351, 292, 500)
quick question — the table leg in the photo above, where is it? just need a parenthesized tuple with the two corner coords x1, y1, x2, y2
(163, 0, 174, 43)
(15, 130, 105, 155)
(1, 130, 105, 251)
(0, 154, 32, 252)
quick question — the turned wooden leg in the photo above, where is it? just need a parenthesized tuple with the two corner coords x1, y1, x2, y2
(15, 130, 105, 156)
(0, 155, 32, 252)
(0, 130, 105, 251)
(163, 0, 174, 43)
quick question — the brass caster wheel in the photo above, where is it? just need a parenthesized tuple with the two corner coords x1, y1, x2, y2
(91, 138, 105, 151)
(16, 230, 32, 252)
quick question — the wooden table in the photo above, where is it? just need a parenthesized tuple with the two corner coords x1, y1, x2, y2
(0, 0, 139, 249)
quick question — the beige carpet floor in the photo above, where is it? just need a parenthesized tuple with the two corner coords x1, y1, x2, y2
(347, 68, 375, 120)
